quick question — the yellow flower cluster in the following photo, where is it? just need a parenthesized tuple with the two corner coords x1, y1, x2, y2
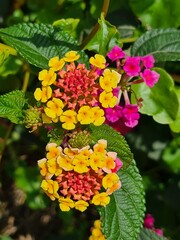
(38, 139, 121, 212)
(33, 51, 107, 130)
(89, 220, 106, 240)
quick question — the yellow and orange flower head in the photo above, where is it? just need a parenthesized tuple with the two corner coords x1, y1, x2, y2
(33, 50, 123, 129)
(38, 139, 122, 212)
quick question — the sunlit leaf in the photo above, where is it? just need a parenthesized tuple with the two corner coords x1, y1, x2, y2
(131, 68, 179, 124)
(84, 15, 121, 55)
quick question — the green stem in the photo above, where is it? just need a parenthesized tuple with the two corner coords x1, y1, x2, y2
(80, 0, 110, 49)
(22, 63, 30, 92)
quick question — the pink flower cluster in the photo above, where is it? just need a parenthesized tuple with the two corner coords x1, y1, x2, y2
(107, 46, 159, 87)
(104, 46, 160, 134)
(144, 213, 164, 236)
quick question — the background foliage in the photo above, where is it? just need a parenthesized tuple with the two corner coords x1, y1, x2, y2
(0, 0, 180, 239)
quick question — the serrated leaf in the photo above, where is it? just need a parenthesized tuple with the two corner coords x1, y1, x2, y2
(84, 15, 121, 55)
(0, 90, 26, 123)
(0, 23, 87, 69)
(131, 68, 179, 124)
(89, 124, 145, 240)
(131, 29, 180, 62)
(138, 228, 167, 240)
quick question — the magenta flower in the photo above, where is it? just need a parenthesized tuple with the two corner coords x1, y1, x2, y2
(107, 45, 125, 61)
(141, 55, 155, 68)
(140, 69, 160, 87)
(105, 106, 123, 123)
(123, 56, 141, 76)
(122, 104, 140, 128)
(144, 213, 164, 237)
(144, 214, 155, 229)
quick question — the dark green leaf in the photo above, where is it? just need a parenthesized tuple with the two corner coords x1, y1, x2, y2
(100, 161, 145, 240)
(0, 90, 26, 123)
(131, 68, 179, 124)
(131, 29, 180, 62)
(89, 124, 145, 240)
(138, 228, 167, 240)
(0, 23, 87, 69)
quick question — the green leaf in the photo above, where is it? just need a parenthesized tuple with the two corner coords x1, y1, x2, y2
(162, 136, 180, 174)
(14, 166, 40, 193)
(89, 124, 145, 240)
(169, 87, 180, 133)
(14, 165, 47, 209)
(0, 90, 26, 123)
(0, 55, 22, 77)
(84, 15, 121, 55)
(129, 0, 180, 28)
(53, 18, 80, 38)
(138, 228, 167, 240)
(0, 49, 9, 65)
(0, 23, 87, 69)
(131, 28, 180, 62)
(131, 68, 179, 124)
(0, 236, 13, 240)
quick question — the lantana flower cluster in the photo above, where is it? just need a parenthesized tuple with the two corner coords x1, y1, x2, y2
(38, 139, 123, 212)
(31, 46, 160, 213)
(33, 47, 159, 133)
